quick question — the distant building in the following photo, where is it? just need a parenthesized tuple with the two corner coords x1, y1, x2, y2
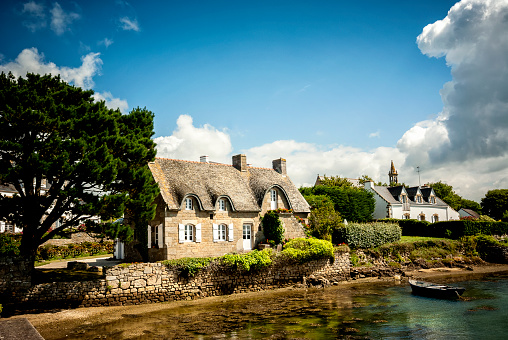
(458, 208, 480, 219)
(314, 175, 361, 188)
(364, 162, 459, 221)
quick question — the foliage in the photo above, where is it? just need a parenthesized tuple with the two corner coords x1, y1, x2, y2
(162, 257, 213, 278)
(428, 181, 481, 213)
(358, 175, 373, 185)
(303, 194, 334, 210)
(316, 175, 354, 188)
(308, 204, 342, 241)
(221, 249, 274, 272)
(0, 233, 21, 256)
(302, 185, 374, 222)
(261, 210, 285, 245)
(35, 241, 114, 261)
(481, 189, 508, 220)
(280, 238, 334, 263)
(0, 73, 159, 262)
(335, 222, 401, 249)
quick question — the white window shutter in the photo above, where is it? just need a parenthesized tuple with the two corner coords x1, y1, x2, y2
(195, 223, 202, 243)
(147, 225, 152, 248)
(157, 224, 163, 248)
(228, 223, 234, 242)
(213, 223, 218, 242)
(178, 224, 185, 243)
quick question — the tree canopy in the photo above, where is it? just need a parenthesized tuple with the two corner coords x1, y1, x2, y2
(428, 181, 481, 213)
(481, 189, 508, 221)
(0, 72, 159, 261)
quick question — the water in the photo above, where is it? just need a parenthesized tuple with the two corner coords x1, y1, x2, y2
(38, 272, 508, 339)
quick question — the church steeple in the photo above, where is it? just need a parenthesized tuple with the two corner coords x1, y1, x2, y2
(388, 160, 398, 185)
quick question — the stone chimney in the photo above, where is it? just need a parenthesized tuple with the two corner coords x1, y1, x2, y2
(272, 158, 287, 176)
(232, 154, 247, 172)
(200, 155, 209, 163)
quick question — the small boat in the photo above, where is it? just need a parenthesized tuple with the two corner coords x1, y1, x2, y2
(409, 279, 465, 300)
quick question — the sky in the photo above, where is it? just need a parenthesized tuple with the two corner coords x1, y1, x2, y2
(1, 0, 507, 202)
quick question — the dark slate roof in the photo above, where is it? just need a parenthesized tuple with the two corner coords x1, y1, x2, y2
(387, 186, 404, 200)
(149, 158, 310, 213)
(370, 184, 449, 207)
(0, 184, 17, 194)
(406, 186, 420, 198)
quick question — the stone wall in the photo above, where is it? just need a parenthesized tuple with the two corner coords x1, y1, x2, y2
(0, 257, 32, 297)
(1, 251, 349, 313)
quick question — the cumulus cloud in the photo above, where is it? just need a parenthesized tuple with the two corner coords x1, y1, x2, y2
(0, 48, 102, 89)
(50, 2, 80, 35)
(154, 115, 233, 163)
(119, 17, 140, 31)
(93, 91, 129, 114)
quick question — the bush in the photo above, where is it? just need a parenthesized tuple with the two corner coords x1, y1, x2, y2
(162, 257, 213, 278)
(221, 249, 274, 272)
(336, 222, 401, 249)
(0, 233, 21, 256)
(280, 238, 334, 263)
(35, 241, 114, 261)
(261, 211, 285, 245)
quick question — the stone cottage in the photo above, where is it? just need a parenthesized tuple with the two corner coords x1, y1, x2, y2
(142, 154, 310, 261)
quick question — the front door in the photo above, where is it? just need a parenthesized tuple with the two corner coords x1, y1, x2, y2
(243, 224, 252, 250)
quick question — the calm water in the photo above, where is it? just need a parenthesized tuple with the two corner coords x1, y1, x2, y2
(41, 272, 508, 339)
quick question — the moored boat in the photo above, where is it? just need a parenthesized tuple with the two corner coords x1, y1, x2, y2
(409, 279, 466, 299)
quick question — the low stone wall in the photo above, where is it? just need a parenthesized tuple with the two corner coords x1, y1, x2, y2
(2, 251, 350, 313)
(0, 257, 32, 296)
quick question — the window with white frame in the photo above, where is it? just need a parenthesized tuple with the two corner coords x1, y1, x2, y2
(213, 223, 234, 242)
(403, 214, 410, 219)
(431, 215, 439, 223)
(184, 224, 194, 241)
(185, 198, 193, 210)
(219, 199, 226, 211)
(419, 214, 426, 221)
(431, 196, 436, 204)
(218, 224, 227, 241)
(270, 189, 277, 210)
(417, 195, 422, 203)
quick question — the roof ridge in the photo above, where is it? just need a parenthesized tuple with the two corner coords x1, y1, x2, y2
(155, 157, 233, 167)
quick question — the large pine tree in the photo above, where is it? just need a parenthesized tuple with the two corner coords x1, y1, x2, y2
(0, 72, 159, 264)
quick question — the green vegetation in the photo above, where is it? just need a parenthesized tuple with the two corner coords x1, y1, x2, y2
(261, 210, 285, 245)
(163, 257, 214, 278)
(280, 238, 334, 263)
(0, 72, 158, 264)
(36, 242, 114, 261)
(308, 204, 342, 242)
(221, 249, 274, 272)
(481, 189, 508, 221)
(335, 222, 401, 249)
(428, 181, 481, 213)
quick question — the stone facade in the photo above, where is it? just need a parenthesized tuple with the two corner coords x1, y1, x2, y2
(1, 251, 349, 314)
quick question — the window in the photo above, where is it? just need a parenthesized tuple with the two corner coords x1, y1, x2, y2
(417, 195, 422, 203)
(431, 215, 439, 223)
(154, 225, 159, 245)
(185, 198, 193, 210)
(184, 224, 194, 241)
(219, 199, 226, 211)
(431, 197, 436, 204)
(213, 223, 234, 242)
(270, 189, 277, 210)
(403, 214, 410, 219)
(418, 214, 425, 221)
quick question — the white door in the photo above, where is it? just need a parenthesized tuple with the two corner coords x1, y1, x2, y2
(243, 224, 252, 250)
(270, 189, 277, 210)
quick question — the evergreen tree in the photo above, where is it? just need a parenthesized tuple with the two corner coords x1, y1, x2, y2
(0, 73, 158, 264)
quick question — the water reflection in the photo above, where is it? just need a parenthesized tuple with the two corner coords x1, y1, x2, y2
(39, 273, 508, 340)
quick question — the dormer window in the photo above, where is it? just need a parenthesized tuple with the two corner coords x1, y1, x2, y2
(185, 198, 193, 210)
(417, 195, 422, 204)
(400, 195, 406, 203)
(218, 199, 226, 211)
(270, 189, 277, 210)
(431, 196, 436, 204)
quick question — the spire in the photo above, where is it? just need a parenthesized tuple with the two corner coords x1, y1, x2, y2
(388, 160, 398, 185)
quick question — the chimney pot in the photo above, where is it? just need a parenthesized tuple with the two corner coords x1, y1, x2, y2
(232, 154, 247, 171)
(272, 158, 287, 176)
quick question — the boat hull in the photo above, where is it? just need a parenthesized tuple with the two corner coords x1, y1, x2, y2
(409, 279, 465, 300)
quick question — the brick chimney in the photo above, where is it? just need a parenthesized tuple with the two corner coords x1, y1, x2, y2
(272, 158, 287, 176)
(232, 154, 247, 172)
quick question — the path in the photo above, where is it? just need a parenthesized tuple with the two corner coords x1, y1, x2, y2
(37, 256, 121, 269)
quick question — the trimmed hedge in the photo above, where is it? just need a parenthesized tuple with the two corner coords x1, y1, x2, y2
(336, 222, 401, 249)
(380, 218, 508, 239)
(36, 241, 114, 261)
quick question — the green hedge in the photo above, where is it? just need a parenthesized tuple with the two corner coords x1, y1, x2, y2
(280, 238, 334, 263)
(36, 241, 114, 261)
(221, 248, 275, 272)
(336, 222, 401, 249)
(380, 218, 508, 239)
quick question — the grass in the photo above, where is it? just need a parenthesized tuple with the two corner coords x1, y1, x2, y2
(32, 268, 105, 284)
(34, 253, 113, 267)
(399, 236, 449, 243)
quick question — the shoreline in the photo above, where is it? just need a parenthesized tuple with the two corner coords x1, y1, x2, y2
(9, 263, 508, 333)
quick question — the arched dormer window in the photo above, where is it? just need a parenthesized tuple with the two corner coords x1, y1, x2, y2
(218, 198, 226, 211)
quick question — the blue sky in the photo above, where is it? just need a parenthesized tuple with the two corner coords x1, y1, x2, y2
(1, 0, 508, 201)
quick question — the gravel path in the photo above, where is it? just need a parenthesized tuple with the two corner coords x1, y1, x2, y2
(37, 256, 121, 269)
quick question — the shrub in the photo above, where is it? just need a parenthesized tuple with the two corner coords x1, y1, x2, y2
(336, 222, 401, 249)
(221, 249, 274, 272)
(280, 238, 334, 263)
(261, 211, 285, 245)
(0, 233, 21, 256)
(308, 205, 342, 241)
(163, 257, 213, 278)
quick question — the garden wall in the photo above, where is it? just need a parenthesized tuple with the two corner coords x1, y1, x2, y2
(1, 251, 350, 314)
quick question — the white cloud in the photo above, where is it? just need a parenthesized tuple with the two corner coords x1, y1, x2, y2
(0, 48, 102, 89)
(99, 38, 114, 48)
(93, 91, 129, 114)
(50, 2, 80, 35)
(369, 131, 380, 138)
(119, 17, 140, 31)
(21, 1, 47, 32)
(154, 115, 232, 162)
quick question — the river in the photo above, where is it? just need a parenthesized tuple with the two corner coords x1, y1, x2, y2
(33, 271, 508, 339)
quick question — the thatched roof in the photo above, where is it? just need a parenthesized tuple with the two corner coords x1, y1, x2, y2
(149, 157, 310, 213)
